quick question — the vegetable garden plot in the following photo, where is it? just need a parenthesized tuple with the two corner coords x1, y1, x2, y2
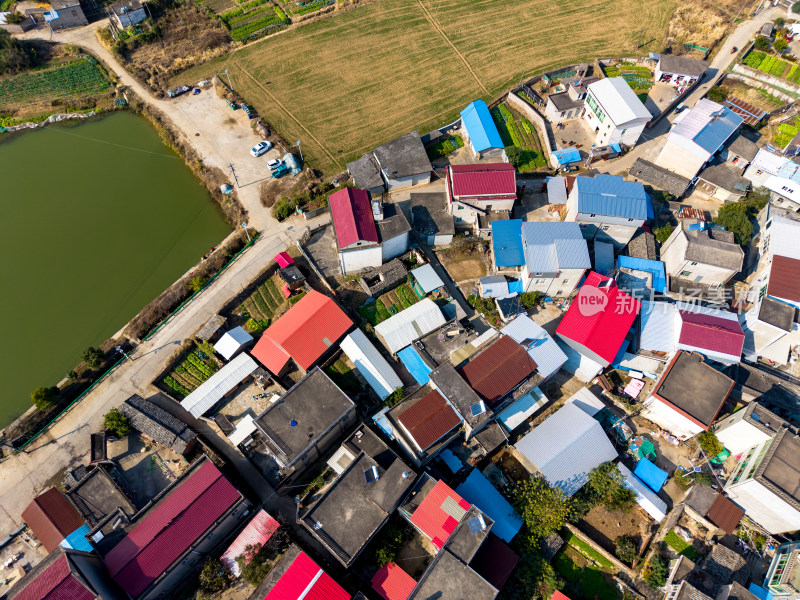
(0, 59, 109, 105)
(491, 103, 547, 170)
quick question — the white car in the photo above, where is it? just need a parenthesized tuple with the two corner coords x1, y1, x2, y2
(250, 141, 273, 157)
(267, 158, 284, 170)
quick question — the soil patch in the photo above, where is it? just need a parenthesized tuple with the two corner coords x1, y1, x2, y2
(578, 503, 650, 557)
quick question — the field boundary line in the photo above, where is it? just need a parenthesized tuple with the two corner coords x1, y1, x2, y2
(233, 60, 342, 169)
(415, 0, 488, 96)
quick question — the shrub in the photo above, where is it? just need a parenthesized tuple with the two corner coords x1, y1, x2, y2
(272, 196, 299, 221)
(776, 17, 785, 27)
(644, 555, 668, 588)
(706, 86, 729, 102)
(714, 201, 753, 245)
(754, 35, 771, 51)
(103, 408, 131, 438)
(654, 222, 674, 244)
(615, 535, 638, 565)
(506, 145, 522, 167)
(83, 346, 104, 369)
(386, 387, 406, 407)
(775, 38, 789, 52)
(188, 275, 208, 293)
(31, 386, 59, 410)
(794, 1, 800, 13)
(372, 524, 408, 567)
(199, 558, 230, 593)
(698, 431, 723, 457)
(519, 291, 542, 308)
(585, 462, 637, 511)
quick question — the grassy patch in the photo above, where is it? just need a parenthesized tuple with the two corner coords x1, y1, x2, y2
(664, 530, 700, 560)
(773, 117, 800, 149)
(426, 135, 463, 160)
(359, 283, 419, 326)
(553, 549, 619, 600)
(175, 0, 674, 173)
(564, 532, 614, 569)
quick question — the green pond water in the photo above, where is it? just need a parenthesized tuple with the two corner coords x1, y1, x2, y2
(0, 111, 231, 427)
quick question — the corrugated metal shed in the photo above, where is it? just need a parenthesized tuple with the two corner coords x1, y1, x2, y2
(617, 463, 667, 522)
(491, 219, 525, 268)
(22, 488, 84, 553)
(227, 414, 258, 447)
(617, 256, 666, 293)
(180, 353, 258, 418)
(60, 524, 93, 552)
(678, 307, 744, 362)
(574, 174, 648, 220)
(514, 402, 617, 497)
(459, 335, 536, 406)
(221, 510, 280, 576)
(329, 187, 379, 248)
(264, 550, 350, 600)
(411, 264, 445, 294)
(397, 346, 433, 385)
(594, 241, 615, 277)
(375, 298, 447, 354)
(496, 386, 549, 432)
(455, 470, 523, 543)
(587, 78, 651, 125)
(564, 387, 605, 416)
(639, 301, 678, 353)
(340, 329, 403, 400)
(14, 554, 96, 600)
(547, 176, 568, 204)
(501, 315, 567, 380)
(213, 326, 253, 361)
(409, 479, 471, 548)
(449, 163, 517, 197)
(460, 100, 504, 152)
(397, 389, 461, 451)
(705, 493, 744, 534)
(671, 99, 743, 155)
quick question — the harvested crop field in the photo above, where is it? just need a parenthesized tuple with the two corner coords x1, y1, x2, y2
(176, 0, 674, 173)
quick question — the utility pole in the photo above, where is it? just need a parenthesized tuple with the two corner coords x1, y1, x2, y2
(222, 68, 234, 92)
(241, 222, 251, 243)
(228, 163, 239, 188)
(116, 345, 132, 361)
(295, 140, 303, 164)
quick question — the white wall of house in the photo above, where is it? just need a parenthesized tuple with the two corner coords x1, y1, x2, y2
(656, 138, 709, 179)
(576, 221, 640, 249)
(660, 228, 737, 286)
(340, 246, 383, 275)
(583, 104, 647, 146)
(432, 233, 453, 246)
(521, 266, 585, 296)
(715, 420, 772, 456)
(383, 172, 431, 191)
(381, 233, 409, 261)
(556, 335, 609, 367)
(545, 99, 581, 123)
(641, 398, 705, 440)
(725, 479, 800, 534)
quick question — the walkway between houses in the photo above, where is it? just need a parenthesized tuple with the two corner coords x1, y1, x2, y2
(418, 244, 475, 319)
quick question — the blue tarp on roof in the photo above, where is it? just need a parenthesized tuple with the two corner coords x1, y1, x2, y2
(491, 219, 524, 267)
(508, 279, 524, 294)
(440, 449, 463, 474)
(461, 100, 504, 153)
(397, 346, 432, 385)
(455, 469, 523, 543)
(617, 256, 667, 293)
(60, 525, 93, 553)
(748, 584, 773, 600)
(551, 147, 582, 165)
(634, 458, 668, 492)
(611, 143, 622, 153)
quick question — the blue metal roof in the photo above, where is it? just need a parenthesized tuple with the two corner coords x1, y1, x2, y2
(397, 346, 432, 385)
(491, 219, 524, 267)
(61, 525, 93, 553)
(439, 449, 463, 474)
(634, 458, 668, 492)
(748, 584, 773, 600)
(673, 99, 743, 155)
(551, 147, 581, 165)
(574, 174, 648, 220)
(461, 100, 504, 153)
(610, 143, 622, 153)
(521, 222, 590, 272)
(617, 256, 667, 293)
(455, 469, 523, 543)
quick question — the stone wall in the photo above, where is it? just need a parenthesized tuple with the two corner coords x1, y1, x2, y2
(731, 63, 800, 97)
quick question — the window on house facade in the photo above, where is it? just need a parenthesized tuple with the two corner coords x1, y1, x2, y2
(562, 278, 569, 283)
(589, 214, 596, 218)
(560, 111, 565, 117)
(690, 261, 698, 266)
(601, 226, 609, 231)
(680, 271, 692, 277)
(627, 218, 634, 222)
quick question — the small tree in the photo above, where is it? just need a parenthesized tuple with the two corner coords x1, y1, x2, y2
(386, 387, 407, 408)
(644, 554, 668, 588)
(188, 275, 208, 293)
(776, 17, 786, 27)
(654, 222, 674, 244)
(505, 146, 522, 168)
(745, 187, 771, 212)
(103, 408, 131, 438)
(31, 386, 59, 410)
(698, 431, 724, 457)
(199, 557, 230, 593)
(519, 291, 542, 308)
(774, 38, 789, 52)
(706, 86, 730, 103)
(5, 10, 25, 24)
(501, 554, 564, 600)
(82, 346, 104, 369)
(67, 369, 79, 381)
(585, 462, 637, 511)
(615, 535, 639, 565)
(511, 476, 575, 547)
(714, 202, 753, 245)
(794, 1, 800, 14)
(754, 35, 771, 51)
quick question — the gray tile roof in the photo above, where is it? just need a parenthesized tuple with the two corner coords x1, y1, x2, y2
(627, 230, 657, 260)
(726, 135, 759, 162)
(684, 229, 744, 271)
(347, 153, 384, 191)
(697, 163, 750, 194)
(548, 92, 583, 111)
(630, 158, 691, 197)
(373, 131, 432, 179)
(705, 544, 748, 586)
(376, 203, 411, 241)
(658, 55, 709, 77)
(120, 395, 196, 455)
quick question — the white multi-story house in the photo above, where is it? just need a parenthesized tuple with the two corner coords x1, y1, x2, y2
(660, 222, 744, 289)
(583, 77, 651, 147)
(715, 403, 800, 535)
(519, 222, 590, 296)
(565, 174, 648, 249)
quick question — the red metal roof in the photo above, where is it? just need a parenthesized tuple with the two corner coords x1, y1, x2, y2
(552, 592, 573, 600)
(678, 310, 744, 358)
(264, 550, 350, 600)
(220, 510, 280, 576)
(104, 460, 241, 599)
(371, 562, 417, 600)
(555, 272, 640, 366)
(458, 335, 536, 406)
(329, 188, 379, 248)
(275, 252, 294, 268)
(705, 494, 744, 534)
(21, 488, 84, 553)
(251, 290, 353, 373)
(14, 554, 96, 600)
(396, 389, 462, 451)
(409, 480, 471, 549)
(448, 163, 517, 199)
(768, 255, 800, 303)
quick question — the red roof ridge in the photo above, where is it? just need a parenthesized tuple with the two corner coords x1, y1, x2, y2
(329, 187, 378, 248)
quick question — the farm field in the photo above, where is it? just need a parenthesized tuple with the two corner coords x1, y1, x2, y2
(175, 0, 674, 173)
(743, 51, 800, 84)
(0, 57, 111, 124)
(161, 342, 221, 398)
(235, 273, 306, 333)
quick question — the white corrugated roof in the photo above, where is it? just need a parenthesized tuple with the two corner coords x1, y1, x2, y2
(564, 387, 605, 416)
(618, 352, 663, 375)
(501, 315, 567, 380)
(639, 301, 678, 353)
(547, 176, 568, 204)
(340, 328, 403, 400)
(751, 148, 787, 175)
(180, 353, 258, 417)
(769, 215, 800, 260)
(515, 403, 617, 497)
(213, 326, 254, 361)
(411, 264, 445, 294)
(587, 77, 651, 125)
(228, 414, 257, 446)
(375, 298, 447, 354)
(618, 463, 667, 522)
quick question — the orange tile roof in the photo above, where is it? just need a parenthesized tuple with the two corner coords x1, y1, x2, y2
(252, 290, 352, 373)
